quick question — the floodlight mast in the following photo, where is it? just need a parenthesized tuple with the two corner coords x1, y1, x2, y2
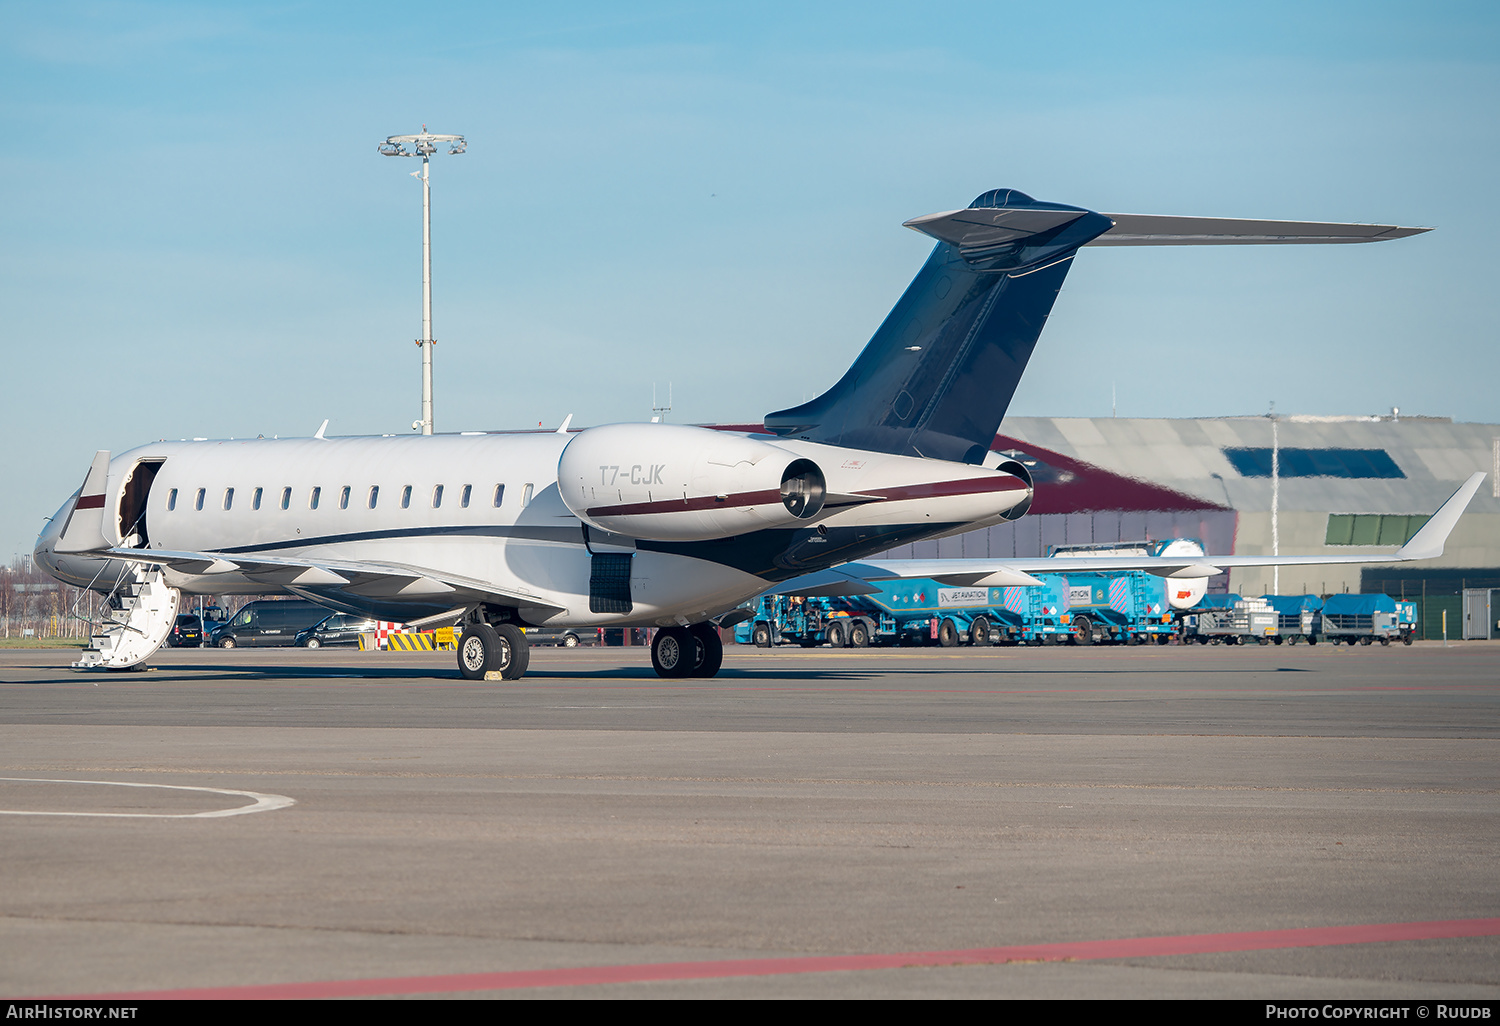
(379, 129, 467, 434)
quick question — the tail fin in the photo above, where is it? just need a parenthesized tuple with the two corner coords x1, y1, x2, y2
(764, 189, 1113, 464)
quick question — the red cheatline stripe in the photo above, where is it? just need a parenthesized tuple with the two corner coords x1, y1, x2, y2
(48, 918, 1500, 1000)
(587, 488, 781, 518)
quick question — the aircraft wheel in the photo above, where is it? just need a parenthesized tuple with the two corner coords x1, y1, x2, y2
(457, 624, 498, 680)
(938, 618, 959, 647)
(752, 622, 772, 648)
(494, 624, 530, 679)
(652, 626, 694, 678)
(689, 624, 724, 677)
(1072, 616, 1093, 645)
(970, 616, 991, 647)
(849, 621, 870, 648)
(826, 622, 845, 648)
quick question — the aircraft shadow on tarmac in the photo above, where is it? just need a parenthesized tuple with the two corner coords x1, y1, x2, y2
(30, 661, 1315, 684)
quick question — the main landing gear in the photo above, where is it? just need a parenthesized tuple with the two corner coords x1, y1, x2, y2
(651, 624, 724, 679)
(457, 623, 530, 681)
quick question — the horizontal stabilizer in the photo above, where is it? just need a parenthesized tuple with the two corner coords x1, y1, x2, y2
(1090, 213, 1430, 246)
(903, 206, 1088, 259)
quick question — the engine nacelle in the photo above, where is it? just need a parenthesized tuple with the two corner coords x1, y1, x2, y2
(558, 423, 827, 542)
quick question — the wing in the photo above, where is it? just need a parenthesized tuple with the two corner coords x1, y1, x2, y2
(784, 473, 1485, 590)
(96, 547, 564, 618)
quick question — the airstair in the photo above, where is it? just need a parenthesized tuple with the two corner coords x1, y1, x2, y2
(73, 563, 180, 670)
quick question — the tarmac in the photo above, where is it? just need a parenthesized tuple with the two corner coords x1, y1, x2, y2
(1, 641, 1497, 1000)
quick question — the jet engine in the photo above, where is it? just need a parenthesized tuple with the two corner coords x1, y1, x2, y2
(557, 423, 827, 542)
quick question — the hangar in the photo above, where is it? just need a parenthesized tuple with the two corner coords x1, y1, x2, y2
(871, 413, 1500, 637)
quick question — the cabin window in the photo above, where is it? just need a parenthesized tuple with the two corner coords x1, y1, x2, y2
(166, 488, 178, 511)
(280, 487, 291, 510)
(460, 484, 472, 508)
(522, 483, 534, 508)
(492, 484, 504, 507)
(223, 488, 234, 511)
(401, 485, 412, 509)
(432, 485, 444, 508)
(368, 485, 379, 509)
(252, 487, 263, 511)
(194, 488, 205, 511)
(339, 486, 351, 510)
(309, 487, 321, 510)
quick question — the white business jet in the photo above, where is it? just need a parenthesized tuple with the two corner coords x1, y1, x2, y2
(33, 188, 1480, 679)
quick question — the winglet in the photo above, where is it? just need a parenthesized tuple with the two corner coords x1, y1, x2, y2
(55, 451, 113, 554)
(1396, 472, 1486, 560)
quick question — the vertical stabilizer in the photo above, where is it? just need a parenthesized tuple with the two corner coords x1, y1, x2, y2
(764, 190, 1113, 463)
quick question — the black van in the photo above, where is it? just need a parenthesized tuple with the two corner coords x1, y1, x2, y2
(211, 600, 331, 648)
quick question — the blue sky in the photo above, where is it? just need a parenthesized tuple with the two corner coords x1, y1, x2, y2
(3, 2, 1498, 561)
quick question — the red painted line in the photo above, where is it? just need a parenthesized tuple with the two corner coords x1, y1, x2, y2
(48, 917, 1500, 1000)
(74, 494, 106, 510)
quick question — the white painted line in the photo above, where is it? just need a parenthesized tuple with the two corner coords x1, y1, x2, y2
(0, 777, 296, 818)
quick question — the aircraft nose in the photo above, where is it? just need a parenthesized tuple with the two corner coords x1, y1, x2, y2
(33, 495, 74, 581)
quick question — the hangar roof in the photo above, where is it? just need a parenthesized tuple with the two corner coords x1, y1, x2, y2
(995, 416, 1500, 516)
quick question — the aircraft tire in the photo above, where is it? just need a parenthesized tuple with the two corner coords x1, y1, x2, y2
(652, 626, 694, 678)
(495, 624, 530, 679)
(458, 624, 498, 680)
(689, 624, 724, 677)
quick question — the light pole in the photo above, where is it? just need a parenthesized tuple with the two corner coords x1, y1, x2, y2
(1269, 401, 1280, 595)
(379, 128, 467, 434)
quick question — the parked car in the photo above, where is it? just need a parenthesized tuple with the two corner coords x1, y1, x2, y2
(210, 600, 331, 648)
(166, 613, 204, 648)
(525, 626, 600, 647)
(295, 613, 380, 648)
